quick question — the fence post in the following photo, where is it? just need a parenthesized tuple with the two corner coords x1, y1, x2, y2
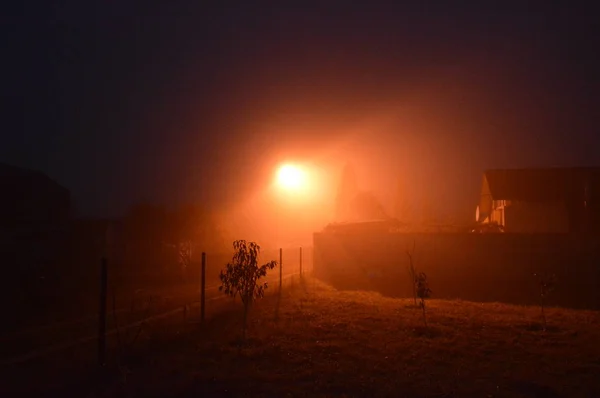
(98, 257, 108, 366)
(279, 248, 283, 292)
(299, 247, 303, 278)
(201, 252, 206, 322)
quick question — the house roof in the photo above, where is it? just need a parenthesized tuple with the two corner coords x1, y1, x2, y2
(483, 167, 600, 202)
(0, 162, 69, 197)
(0, 163, 70, 222)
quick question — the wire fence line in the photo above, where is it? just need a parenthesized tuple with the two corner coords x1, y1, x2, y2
(0, 282, 225, 342)
(4, 247, 312, 339)
(0, 271, 302, 367)
(1, 246, 312, 367)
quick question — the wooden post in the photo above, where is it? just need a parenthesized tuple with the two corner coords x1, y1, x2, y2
(98, 257, 108, 366)
(299, 246, 303, 278)
(201, 252, 206, 322)
(279, 248, 283, 292)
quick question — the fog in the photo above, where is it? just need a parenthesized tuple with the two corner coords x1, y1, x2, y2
(213, 84, 488, 247)
(207, 50, 552, 246)
(215, 116, 468, 248)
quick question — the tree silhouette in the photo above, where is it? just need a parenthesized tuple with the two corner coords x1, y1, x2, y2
(219, 240, 277, 339)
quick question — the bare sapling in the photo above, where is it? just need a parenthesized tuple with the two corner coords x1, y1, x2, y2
(534, 272, 556, 331)
(415, 272, 432, 327)
(177, 239, 193, 281)
(219, 240, 277, 339)
(406, 240, 417, 306)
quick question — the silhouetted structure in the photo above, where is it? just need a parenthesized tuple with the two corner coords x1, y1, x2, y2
(322, 219, 404, 234)
(335, 163, 359, 221)
(0, 162, 70, 228)
(1, 163, 71, 268)
(313, 230, 600, 310)
(334, 163, 390, 222)
(0, 163, 72, 325)
(477, 167, 600, 233)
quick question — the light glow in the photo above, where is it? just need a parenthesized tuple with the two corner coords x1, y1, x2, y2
(276, 164, 305, 190)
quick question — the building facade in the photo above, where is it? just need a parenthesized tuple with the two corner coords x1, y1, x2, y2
(477, 168, 600, 233)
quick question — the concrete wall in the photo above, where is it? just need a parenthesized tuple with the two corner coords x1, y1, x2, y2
(314, 232, 600, 310)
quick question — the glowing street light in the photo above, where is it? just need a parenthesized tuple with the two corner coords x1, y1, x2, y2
(272, 163, 309, 249)
(271, 161, 332, 248)
(276, 164, 306, 191)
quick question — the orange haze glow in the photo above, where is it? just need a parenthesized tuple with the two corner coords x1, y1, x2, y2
(276, 164, 305, 191)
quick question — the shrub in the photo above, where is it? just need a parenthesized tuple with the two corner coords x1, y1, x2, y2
(219, 240, 277, 338)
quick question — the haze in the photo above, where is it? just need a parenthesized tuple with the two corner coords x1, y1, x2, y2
(3, 2, 598, 245)
(4, 3, 600, 396)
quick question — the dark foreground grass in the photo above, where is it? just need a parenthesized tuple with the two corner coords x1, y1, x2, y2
(6, 278, 600, 397)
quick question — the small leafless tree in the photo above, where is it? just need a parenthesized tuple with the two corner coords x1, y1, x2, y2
(406, 240, 417, 306)
(416, 272, 432, 327)
(535, 272, 556, 331)
(177, 239, 193, 280)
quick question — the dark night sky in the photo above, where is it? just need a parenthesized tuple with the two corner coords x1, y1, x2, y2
(2, 2, 599, 219)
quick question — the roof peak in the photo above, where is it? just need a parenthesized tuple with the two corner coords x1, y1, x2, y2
(485, 166, 600, 173)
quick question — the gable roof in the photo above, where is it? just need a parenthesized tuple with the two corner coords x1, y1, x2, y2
(0, 163, 70, 223)
(0, 162, 69, 197)
(484, 167, 600, 202)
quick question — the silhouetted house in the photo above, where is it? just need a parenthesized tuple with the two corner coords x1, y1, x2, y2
(322, 219, 405, 235)
(477, 168, 600, 233)
(1, 163, 71, 272)
(0, 162, 71, 228)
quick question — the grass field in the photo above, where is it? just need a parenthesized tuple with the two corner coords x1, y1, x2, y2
(4, 276, 600, 397)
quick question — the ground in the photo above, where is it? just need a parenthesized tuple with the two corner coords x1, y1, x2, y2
(4, 277, 600, 397)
